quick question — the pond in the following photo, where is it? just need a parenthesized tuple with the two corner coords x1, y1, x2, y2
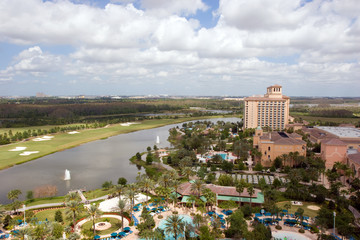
(0, 117, 240, 204)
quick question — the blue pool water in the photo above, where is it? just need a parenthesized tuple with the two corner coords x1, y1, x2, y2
(218, 153, 227, 160)
(272, 230, 311, 240)
(158, 215, 196, 240)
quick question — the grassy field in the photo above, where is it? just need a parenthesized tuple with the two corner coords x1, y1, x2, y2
(34, 208, 88, 226)
(84, 188, 114, 200)
(26, 196, 65, 207)
(0, 123, 85, 135)
(81, 217, 122, 236)
(276, 201, 321, 218)
(290, 112, 359, 124)
(0, 116, 233, 170)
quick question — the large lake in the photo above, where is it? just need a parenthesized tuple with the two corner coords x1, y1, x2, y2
(0, 117, 240, 204)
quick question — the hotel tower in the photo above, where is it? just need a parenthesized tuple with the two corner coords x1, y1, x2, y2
(244, 85, 290, 129)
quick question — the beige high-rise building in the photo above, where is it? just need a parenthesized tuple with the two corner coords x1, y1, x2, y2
(244, 85, 290, 129)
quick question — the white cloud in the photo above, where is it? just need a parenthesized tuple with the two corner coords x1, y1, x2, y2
(0, 0, 359, 95)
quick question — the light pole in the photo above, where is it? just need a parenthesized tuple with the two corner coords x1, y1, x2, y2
(23, 204, 26, 225)
(333, 211, 336, 236)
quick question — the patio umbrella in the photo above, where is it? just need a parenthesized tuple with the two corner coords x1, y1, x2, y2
(226, 210, 233, 214)
(124, 227, 131, 232)
(220, 219, 225, 223)
(151, 208, 157, 212)
(94, 235, 101, 239)
(207, 211, 214, 215)
(111, 232, 118, 238)
(158, 206, 164, 209)
(218, 214, 224, 218)
(118, 232, 126, 236)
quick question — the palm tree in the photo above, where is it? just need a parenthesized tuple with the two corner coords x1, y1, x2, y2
(188, 195, 197, 212)
(193, 214, 204, 230)
(114, 184, 126, 200)
(124, 184, 138, 216)
(236, 180, 246, 208)
(191, 179, 204, 198)
(171, 179, 182, 196)
(12, 227, 33, 240)
(87, 204, 103, 234)
(202, 188, 216, 211)
(182, 167, 195, 180)
(118, 199, 127, 231)
(168, 170, 179, 180)
(141, 178, 154, 202)
(164, 215, 185, 240)
(284, 202, 291, 215)
(66, 192, 79, 201)
(33, 221, 52, 240)
(247, 185, 255, 213)
(296, 207, 304, 229)
(65, 200, 82, 227)
(159, 173, 171, 188)
(170, 194, 178, 208)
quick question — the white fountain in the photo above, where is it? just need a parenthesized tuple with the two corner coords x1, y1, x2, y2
(156, 136, 160, 144)
(64, 169, 71, 181)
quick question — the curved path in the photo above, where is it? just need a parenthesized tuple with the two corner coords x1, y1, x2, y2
(75, 214, 130, 238)
(16, 194, 109, 212)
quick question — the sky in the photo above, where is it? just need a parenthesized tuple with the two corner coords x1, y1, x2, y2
(0, 0, 359, 97)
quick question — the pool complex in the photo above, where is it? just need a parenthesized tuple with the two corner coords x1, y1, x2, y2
(158, 215, 196, 240)
(272, 230, 312, 240)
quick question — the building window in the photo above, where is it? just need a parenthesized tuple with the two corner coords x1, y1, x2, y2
(268, 146, 271, 151)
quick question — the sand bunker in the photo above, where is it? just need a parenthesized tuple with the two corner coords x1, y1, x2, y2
(33, 136, 54, 141)
(20, 151, 39, 156)
(120, 122, 138, 126)
(307, 205, 320, 211)
(9, 147, 27, 151)
(68, 131, 80, 134)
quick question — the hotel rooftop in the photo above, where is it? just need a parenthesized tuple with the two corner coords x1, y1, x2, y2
(315, 126, 360, 138)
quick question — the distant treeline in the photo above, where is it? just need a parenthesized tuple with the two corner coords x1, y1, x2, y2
(0, 98, 241, 128)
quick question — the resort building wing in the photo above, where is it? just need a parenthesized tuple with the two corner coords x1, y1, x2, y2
(176, 182, 264, 206)
(253, 127, 306, 167)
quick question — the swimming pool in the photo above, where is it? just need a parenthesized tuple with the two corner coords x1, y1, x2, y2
(158, 215, 196, 240)
(272, 230, 312, 240)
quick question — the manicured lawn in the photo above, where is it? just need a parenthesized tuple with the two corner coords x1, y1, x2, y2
(34, 208, 68, 224)
(25, 196, 65, 207)
(0, 116, 231, 170)
(81, 217, 122, 236)
(0, 123, 84, 135)
(84, 189, 113, 200)
(276, 201, 321, 218)
(34, 208, 87, 225)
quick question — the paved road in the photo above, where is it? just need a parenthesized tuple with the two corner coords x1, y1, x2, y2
(15, 194, 109, 212)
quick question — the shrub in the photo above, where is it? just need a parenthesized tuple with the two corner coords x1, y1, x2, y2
(172, 211, 178, 214)
(54, 210, 63, 223)
(275, 225, 282, 230)
(158, 215, 163, 219)
(299, 229, 305, 233)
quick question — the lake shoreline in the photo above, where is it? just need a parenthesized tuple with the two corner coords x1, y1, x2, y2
(0, 115, 236, 170)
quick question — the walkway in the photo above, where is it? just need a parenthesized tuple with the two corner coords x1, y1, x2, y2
(74, 214, 130, 239)
(17, 194, 109, 212)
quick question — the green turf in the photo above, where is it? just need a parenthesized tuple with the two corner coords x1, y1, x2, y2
(34, 207, 88, 226)
(84, 188, 113, 200)
(0, 116, 232, 170)
(25, 196, 65, 207)
(0, 124, 85, 135)
(34, 208, 69, 224)
(81, 217, 122, 236)
(276, 201, 321, 218)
